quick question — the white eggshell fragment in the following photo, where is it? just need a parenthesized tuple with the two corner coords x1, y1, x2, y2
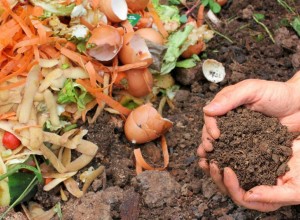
(202, 59, 226, 83)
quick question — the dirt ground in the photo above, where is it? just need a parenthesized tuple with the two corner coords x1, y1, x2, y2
(5, 0, 300, 219)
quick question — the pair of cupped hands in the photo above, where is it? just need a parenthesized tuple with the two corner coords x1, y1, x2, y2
(198, 71, 300, 212)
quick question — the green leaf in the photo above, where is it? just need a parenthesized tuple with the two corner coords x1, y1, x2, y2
(57, 79, 94, 110)
(0, 164, 43, 183)
(253, 13, 265, 21)
(201, 0, 209, 6)
(168, 0, 181, 5)
(210, 2, 221, 14)
(180, 14, 188, 23)
(291, 17, 300, 36)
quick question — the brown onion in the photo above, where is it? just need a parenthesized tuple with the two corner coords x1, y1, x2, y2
(125, 68, 153, 97)
(124, 103, 173, 144)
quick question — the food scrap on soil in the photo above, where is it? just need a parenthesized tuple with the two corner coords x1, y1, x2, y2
(0, 0, 225, 218)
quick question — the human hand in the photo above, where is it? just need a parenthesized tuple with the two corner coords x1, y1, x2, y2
(198, 71, 300, 211)
(199, 137, 300, 212)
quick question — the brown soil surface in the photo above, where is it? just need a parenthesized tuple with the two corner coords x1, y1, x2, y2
(207, 107, 295, 190)
(8, 0, 300, 219)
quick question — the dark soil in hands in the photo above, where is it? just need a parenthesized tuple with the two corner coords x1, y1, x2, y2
(207, 107, 296, 190)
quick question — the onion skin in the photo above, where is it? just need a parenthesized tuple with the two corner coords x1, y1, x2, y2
(135, 28, 164, 45)
(87, 25, 123, 61)
(124, 103, 173, 144)
(119, 32, 153, 66)
(125, 68, 153, 97)
(126, 0, 149, 11)
(181, 40, 205, 59)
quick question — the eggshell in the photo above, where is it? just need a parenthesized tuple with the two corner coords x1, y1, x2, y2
(99, 0, 128, 23)
(124, 103, 173, 144)
(126, 0, 149, 11)
(202, 59, 226, 83)
(135, 28, 164, 45)
(125, 68, 153, 97)
(119, 32, 153, 66)
(87, 25, 123, 61)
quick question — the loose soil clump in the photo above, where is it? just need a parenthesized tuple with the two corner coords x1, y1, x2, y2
(207, 107, 296, 190)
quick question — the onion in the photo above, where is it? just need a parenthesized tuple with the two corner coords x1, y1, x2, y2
(119, 32, 153, 66)
(99, 0, 128, 23)
(124, 103, 173, 144)
(135, 28, 164, 45)
(87, 25, 123, 61)
(125, 0, 149, 11)
(125, 68, 153, 97)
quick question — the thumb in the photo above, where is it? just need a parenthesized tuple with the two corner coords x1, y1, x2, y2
(203, 80, 259, 116)
(244, 185, 299, 205)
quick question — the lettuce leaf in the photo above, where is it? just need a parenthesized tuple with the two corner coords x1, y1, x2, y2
(161, 24, 194, 74)
(57, 79, 93, 110)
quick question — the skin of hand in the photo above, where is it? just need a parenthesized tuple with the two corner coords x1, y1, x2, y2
(198, 70, 300, 212)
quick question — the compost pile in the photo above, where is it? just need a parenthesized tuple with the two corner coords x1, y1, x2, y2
(207, 107, 296, 190)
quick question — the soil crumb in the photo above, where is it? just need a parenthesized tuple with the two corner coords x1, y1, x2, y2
(207, 107, 296, 190)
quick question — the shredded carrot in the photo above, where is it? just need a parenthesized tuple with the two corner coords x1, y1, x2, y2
(85, 62, 97, 88)
(31, 6, 44, 17)
(77, 79, 131, 116)
(61, 47, 89, 68)
(64, 42, 77, 51)
(147, 2, 168, 38)
(197, 4, 205, 27)
(116, 61, 148, 72)
(0, 112, 16, 120)
(80, 17, 94, 30)
(44, 178, 53, 185)
(76, 0, 82, 5)
(134, 135, 169, 174)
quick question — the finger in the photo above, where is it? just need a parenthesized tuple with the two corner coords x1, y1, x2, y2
(204, 114, 220, 139)
(223, 168, 282, 212)
(203, 80, 260, 116)
(199, 158, 210, 175)
(244, 185, 300, 205)
(197, 144, 206, 158)
(201, 126, 214, 152)
(209, 162, 228, 194)
(280, 112, 300, 132)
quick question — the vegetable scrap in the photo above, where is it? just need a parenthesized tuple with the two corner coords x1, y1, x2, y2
(0, 0, 226, 218)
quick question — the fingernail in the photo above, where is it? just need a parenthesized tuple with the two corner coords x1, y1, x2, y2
(203, 103, 220, 113)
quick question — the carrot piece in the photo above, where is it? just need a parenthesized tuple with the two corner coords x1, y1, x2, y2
(33, 45, 40, 61)
(116, 61, 148, 72)
(133, 135, 169, 174)
(90, 0, 100, 9)
(77, 79, 131, 116)
(80, 17, 94, 30)
(44, 178, 53, 185)
(197, 4, 205, 27)
(0, 112, 16, 120)
(147, 2, 168, 38)
(60, 47, 89, 68)
(2, 0, 33, 37)
(85, 62, 97, 87)
(65, 42, 77, 51)
(32, 6, 44, 17)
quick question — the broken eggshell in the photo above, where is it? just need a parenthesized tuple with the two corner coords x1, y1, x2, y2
(87, 25, 123, 62)
(118, 32, 153, 66)
(135, 28, 164, 45)
(99, 0, 128, 23)
(124, 103, 173, 144)
(125, 68, 153, 98)
(202, 59, 226, 83)
(125, 0, 149, 11)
